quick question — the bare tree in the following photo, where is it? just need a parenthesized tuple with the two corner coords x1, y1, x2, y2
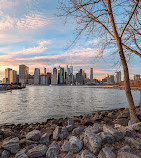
(58, 0, 141, 122)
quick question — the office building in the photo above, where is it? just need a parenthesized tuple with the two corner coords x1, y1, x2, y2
(58, 66, 64, 84)
(5, 68, 12, 84)
(47, 73, 51, 85)
(76, 72, 83, 85)
(19, 65, 29, 84)
(66, 65, 74, 85)
(34, 68, 40, 85)
(90, 68, 93, 82)
(51, 67, 58, 85)
(9, 70, 17, 84)
(44, 67, 46, 75)
(40, 75, 47, 85)
(114, 71, 121, 83)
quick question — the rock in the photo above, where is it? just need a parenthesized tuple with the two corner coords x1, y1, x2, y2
(100, 132, 115, 144)
(119, 126, 136, 137)
(60, 127, 69, 139)
(28, 144, 37, 149)
(64, 152, 74, 158)
(53, 126, 62, 140)
(69, 136, 83, 153)
(27, 144, 47, 157)
(117, 152, 140, 158)
(67, 119, 74, 126)
(3, 137, 20, 154)
(40, 133, 49, 145)
(103, 125, 124, 141)
(93, 112, 103, 121)
(85, 123, 102, 134)
(132, 122, 141, 132)
(125, 137, 141, 149)
(46, 141, 59, 158)
(119, 145, 131, 152)
(117, 118, 129, 126)
(84, 130, 102, 154)
(128, 120, 136, 127)
(72, 126, 84, 136)
(81, 150, 96, 158)
(26, 140, 38, 145)
(66, 125, 73, 132)
(98, 146, 116, 158)
(117, 112, 129, 119)
(15, 149, 28, 158)
(62, 141, 70, 152)
(26, 130, 41, 141)
(1, 150, 10, 158)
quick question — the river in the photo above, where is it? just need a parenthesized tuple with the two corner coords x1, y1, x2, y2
(0, 86, 140, 125)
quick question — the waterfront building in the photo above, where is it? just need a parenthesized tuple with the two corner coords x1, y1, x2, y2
(44, 67, 46, 75)
(3, 78, 9, 84)
(9, 70, 17, 84)
(28, 75, 34, 85)
(58, 66, 64, 84)
(40, 75, 47, 85)
(90, 68, 93, 82)
(134, 74, 140, 80)
(114, 71, 121, 83)
(47, 73, 51, 85)
(66, 65, 74, 85)
(76, 72, 83, 85)
(5, 68, 12, 84)
(51, 67, 58, 85)
(34, 68, 40, 85)
(109, 75, 115, 84)
(19, 65, 29, 85)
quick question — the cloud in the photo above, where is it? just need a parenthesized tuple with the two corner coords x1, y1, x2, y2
(17, 13, 50, 31)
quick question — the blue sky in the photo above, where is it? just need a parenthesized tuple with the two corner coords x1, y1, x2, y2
(0, 0, 140, 80)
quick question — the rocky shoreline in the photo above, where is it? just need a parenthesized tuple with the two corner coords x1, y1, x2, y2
(1, 107, 141, 157)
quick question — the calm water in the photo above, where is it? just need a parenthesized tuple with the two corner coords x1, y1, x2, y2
(0, 86, 140, 125)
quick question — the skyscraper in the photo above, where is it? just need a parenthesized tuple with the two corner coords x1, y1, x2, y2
(114, 71, 121, 83)
(58, 66, 64, 84)
(90, 68, 93, 82)
(44, 67, 46, 75)
(9, 70, 17, 84)
(19, 65, 29, 84)
(34, 68, 40, 85)
(5, 68, 12, 84)
(51, 67, 58, 85)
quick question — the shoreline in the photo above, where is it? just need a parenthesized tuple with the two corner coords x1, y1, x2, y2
(0, 106, 141, 157)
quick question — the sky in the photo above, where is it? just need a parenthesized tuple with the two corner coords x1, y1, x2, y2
(0, 0, 140, 80)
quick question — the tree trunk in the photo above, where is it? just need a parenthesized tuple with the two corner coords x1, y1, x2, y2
(140, 90, 141, 113)
(107, 0, 139, 122)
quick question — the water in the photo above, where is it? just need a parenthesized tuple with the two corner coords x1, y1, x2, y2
(0, 86, 140, 125)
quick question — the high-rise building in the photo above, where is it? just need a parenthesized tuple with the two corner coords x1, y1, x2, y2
(9, 70, 17, 84)
(40, 75, 47, 85)
(51, 67, 58, 85)
(5, 68, 12, 84)
(76, 72, 83, 85)
(58, 66, 64, 84)
(34, 68, 40, 85)
(44, 67, 46, 75)
(19, 65, 29, 84)
(114, 71, 121, 83)
(47, 73, 51, 85)
(66, 65, 74, 85)
(90, 68, 93, 82)
(134, 74, 140, 80)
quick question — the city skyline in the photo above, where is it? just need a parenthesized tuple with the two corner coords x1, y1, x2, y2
(0, 0, 140, 80)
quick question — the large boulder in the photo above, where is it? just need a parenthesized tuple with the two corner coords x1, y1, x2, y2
(53, 126, 69, 140)
(84, 129, 102, 154)
(40, 133, 49, 145)
(27, 144, 47, 157)
(15, 149, 28, 158)
(81, 150, 96, 158)
(46, 141, 59, 158)
(26, 130, 41, 141)
(131, 122, 141, 132)
(117, 152, 140, 158)
(100, 132, 115, 144)
(1, 150, 10, 158)
(72, 126, 84, 136)
(3, 137, 20, 154)
(62, 141, 71, 152)
(118, 126, 136, 138)
(64, 152, 74, 158)
(69, 136, 83, 153)
(125, 137, 141, 149)
(103, 125, 124, 141)
(98, 146, 116, 158)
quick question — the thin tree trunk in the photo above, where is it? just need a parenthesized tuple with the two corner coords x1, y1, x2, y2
(140, 90, 141, 113)
(107, 0, 139, 122)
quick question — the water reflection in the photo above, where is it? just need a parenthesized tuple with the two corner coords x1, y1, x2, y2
(0, 86, 140, 125)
